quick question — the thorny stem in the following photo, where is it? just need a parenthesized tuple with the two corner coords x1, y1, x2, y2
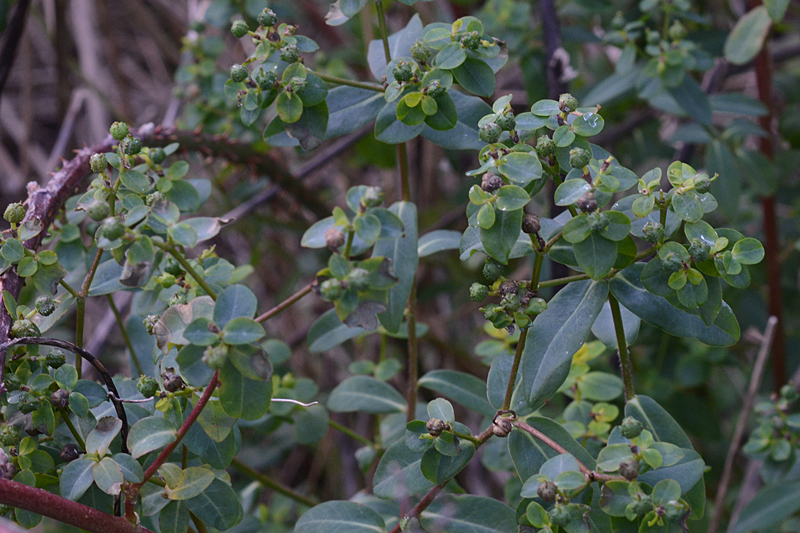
(106, 295, 143, 376)
(608, 293, 634, 401)
(230, 458, 317, 507)
(156, 243, 217, 300)
(137, 370, 220, 486)
(308, 70, 384, 92)
(255, 283, 313, 323)
(328, 419, 376, 448)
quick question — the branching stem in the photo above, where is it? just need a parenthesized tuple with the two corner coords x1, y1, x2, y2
(230, 458, 317, 507)
(608, 293, 634, 401)
(255, 283, 313, 323)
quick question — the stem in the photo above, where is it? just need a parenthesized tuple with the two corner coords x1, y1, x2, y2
(328, 419, 376, 448)
(542, 230, 563, 253)
(106, 295, 143, 376)
(60, 409, 86, 450)
(308, 70, 384, 92)
(157, 243, 217, 300)
(74, 299, 85, 380)
(452, 430, 481, 446)
(230, 458, 317, 507)
(138, 370, 220, 486)
(374, 0, 392, 63)
(608, 293, 634, 401)
(501, 329, 527, 412)
(343, 230, 354, 259)
(537, 273, 589, 289)
(255, 284, 312, 323)
(405, 280, 418, 424)
(60, 280, 79, 298)
(0, 479, 153, 533)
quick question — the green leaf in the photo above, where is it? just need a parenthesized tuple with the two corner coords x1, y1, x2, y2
(355, 213, 382, 245)
(578, 372, 624, 401)
(60, 458, 95, 500)
(294, 404, 330, 445)
(451, 57, 495, 97)
(572, 111, 605, 136)
(326, 87, 385, 138)
(562, 215, 592, 243)
(418, 230, 461, 257)
(420, 442, 475, 483)
(427, 398, 455, 423)
(168, 223, 197, 248)
(420, 494, 517, 533)
(553, 125, 576, 147)
(596, 444, 635, 472)
(592, 300, 640, 350)
(422, 91, 492, 150)
(477, 204, 495, 229)
(112, 453, 144, 483)
(1, 238, 24, 263)
(418, 370, 494, 417)
(731, 237, 764, 265)
(732, 479, 800, 533)
(165, 467, 215, 501)
(184, 479, 243, 531)
(221, 317, 264, 345)
(285, 101, 329, 151)
(724, 6, 772, 65)
(480, 208, 523, 265)
(574, 233, 617, 279)
(671, 192, 705, 223)
(93, 457, 123, 495)
(85, 416, 122, 456)
(367, 14, 423, 79)
(295, 501, 386, 533)
(183, 420, 237, 469)
(375, 100, 424, 144)
(667, 75, 712, 126)
(54, 364, 78, 390)
(609, 264, 740, 346)
(218, 358, 271, 420)
(434, 42, 467, 69)
(373, 202, 418, 333)
(495, 185, 530, 211)
(531, 99, 560, 117)
(522, 280, 608, 409)
(327, 375, 406, 414)
(374, 440, 435, 499)
(120, 170, 151, 194)
(764, 0, 790, 21)
(127, 416, 177, 459)
(555, 179, 592, 207)
(276, 91, 303, 123)
(497, 151, 543, 187)
(307, 309, 366, 353)
(423, 92, 458, 131)
(159, 500, 190, 533)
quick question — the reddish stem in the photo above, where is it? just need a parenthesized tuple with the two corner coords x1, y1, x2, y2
(0, 478, 153, 533)
(138, 370, 220, 485)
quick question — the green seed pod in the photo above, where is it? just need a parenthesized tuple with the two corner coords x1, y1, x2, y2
(161, 369, 185, 393)
(159, 273, 177, 289)
(483, 258, 504, 282)
(688, 238, 711, 263)
(569, 147, 591, 169)
(257, 8, 278, 27)
(143, 314, 160, 335)
(35, 295, 56, 317)
(109, 122, 129, 141)
(346, 268, 370, 292)
(86, 199, 110, 222)
(279, 44, 300, 63)
(577, 192, 598, 213)
(537, 481, 558, 502)
(524, 297, 547, 317)
(522, 214, 541, 235)
(90, 153, 108, 174)
(626, 495, 652, 518)
(281, 373, 297, 388)
(0, 425, 21, 447)
(202, 344, 229, 370)
(469, 283, 489, 302)
(661, 251, 683, 272)
(60, 443, 81, 462)
(425, 80, 446, 98)
(693, 173, 712, 193)
(459, 30, 481, 51)
(620, 416, 643, 439)
(230, 63, 249, 83)
(479, 122, 502, 144)
(3, 373, 22, 392)
(619, 458, 639, 480)
(120, 136, 142, 156)
(137, 375, 159, 398)
(319, 279, 345, 301)
(535, 135, 555, 158)
(392, 61, 413, 83)
(496, 112, 516, 132)
(411, 40, 432, 63)
(11, 319, 40, 338)
(588, 211, 610, 232)
(231, 19, 249, 38)
(500, 293, 521, 312)
(361, 186, 384, 208)
(481, 173, 504, 193)
(642, 221, 664, 244)
(100, 218, 125, 240)
(255, 68, 278, 91)
(149, 148, 167, 165)
(549, 504, 571, 528)
(558, 93, 578, 113)
(3, 202, 26, 224)
(168, 292, 187, 306)
(46, 349, 67, 369)
(50, 388, 70, 409)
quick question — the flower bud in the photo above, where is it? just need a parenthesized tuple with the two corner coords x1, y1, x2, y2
(161, 369, 185, 392)
(569, 147, 591, 169)
(411, 40, 432, 63)
(619, 458, 639, 480)
(642, 221, 664, 244)
(137, 375, 159, 398)
(287, 76, 307, 93)
(35, 295, 56, 317)
(319, 279, 345, 301)
(150, 148, 167, 165)
(281, 373, 297, 388)
(60, 443, 81, 462)
(620, 416, 643, 439)
(325, 228, 346, 251)
(524, 297, 547, 317)
(120, 136, 142, 156)
(230, 64, 249, 83)
(86, 199, 110, 222)
(0, 425, 21, 447)
(3, 202, 25, 224)
(143, 314, 160, 335)
(255, 69, 278, 91)
(257, 8, 278, 27)
(483, 258, 504, 282)
(361, 186, 384, 208)
(231, 19, 249, 38)
(500, 293, 521, 312)
(426, 418, 448, 437)
(481, 173, 504, 193)
(202, 344, 229, 370)
(479, 123, 502, 144)
(522, 213, 541, 235)
(469, 282, 489, 302)
(576, 192, 598, 213)
(279, 44, 300, 63)
(535, 136, 555, 158)
(90, 153, 108, 174)
(11, 319, 40, 338)
(392, 61, 413, 83)
(459, 31, 481, 51)
(100, 218, 125, 240)
(110, 122, 129, 141)
(537, 481, 558, 502)
(50, 388, 70, 409)
(146, 192, 165, 206)
(346, 268, 370, 291)
(559, 93, 578, 113)
(424, 80, 446, 98)
(496, 112, 516, 132)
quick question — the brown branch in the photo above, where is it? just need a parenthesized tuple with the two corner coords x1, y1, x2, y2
(0, 478, 153, 533)
(255, 283, 313, 323)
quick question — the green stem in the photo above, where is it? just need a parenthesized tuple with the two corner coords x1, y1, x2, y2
(106, 295, 143, 377)
(542, 230, 563, 253)
(374, 0, 392, 63)
(230, 458, 317, 507)
(308, 70, 384, 92)
(406, 280, 418, 424)
(59, 280, 79, 299)
(452, 430, 481, 446)
(74, 300, 85, 380)
(608, 293, 634, 401)
(156, 243, 217, 300)
(537, 273, 589, 289)
(59, 409, 86, 451)
(328, 419, 376, 448)
(343, 230, 354, 259)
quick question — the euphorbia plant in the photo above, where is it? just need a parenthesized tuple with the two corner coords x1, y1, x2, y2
(0, 1, 774, 533)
